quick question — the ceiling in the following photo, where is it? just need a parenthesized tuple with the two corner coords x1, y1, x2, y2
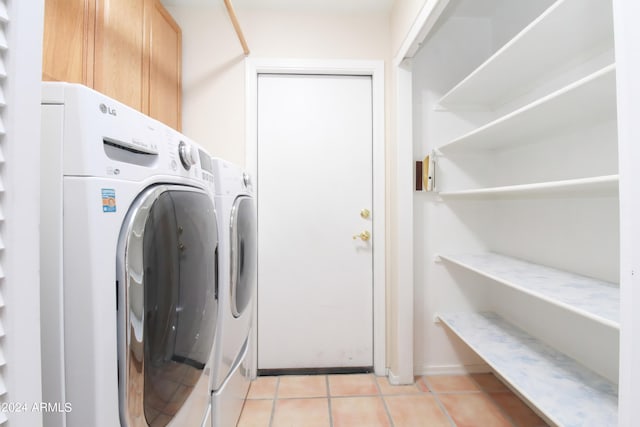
(161, 0, 394, 13)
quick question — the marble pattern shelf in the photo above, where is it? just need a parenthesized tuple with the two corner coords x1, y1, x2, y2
(438, 311, 618, 427)
(439, 252, 619, 328)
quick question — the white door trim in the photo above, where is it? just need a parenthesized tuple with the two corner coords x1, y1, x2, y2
(387, 62, 415, 385)
(246, 58, 386, 376)
(386, 0, 450, 384)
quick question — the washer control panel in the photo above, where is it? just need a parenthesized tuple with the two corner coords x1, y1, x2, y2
(178, 140, 198, 170)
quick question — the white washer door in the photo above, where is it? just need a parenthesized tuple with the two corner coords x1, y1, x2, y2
(117, 184, 219, 427)
(229, 195, 257, 318)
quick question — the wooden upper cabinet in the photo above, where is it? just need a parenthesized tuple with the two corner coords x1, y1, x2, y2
(94, 0, 147, 113)
(42, 0, 95, 84)
(42, 0, 182, 130)
(148, 1, 182, 131)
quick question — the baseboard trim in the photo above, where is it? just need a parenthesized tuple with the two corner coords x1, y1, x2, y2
(387, 368, 409, 385)
(257, 366, 373, 376)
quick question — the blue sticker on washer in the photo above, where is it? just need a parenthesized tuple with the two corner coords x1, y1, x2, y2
(102, 188, 116, 213)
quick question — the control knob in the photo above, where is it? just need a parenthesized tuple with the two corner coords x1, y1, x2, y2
(178, 141, 197, 170)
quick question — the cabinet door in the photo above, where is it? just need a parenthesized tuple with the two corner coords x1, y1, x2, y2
(94, 0, 148, 112)
(148, 1, 182, 131)
(42, 0, 95, 84)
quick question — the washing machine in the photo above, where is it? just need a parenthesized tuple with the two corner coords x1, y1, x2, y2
(209, 158, 257, 427)
(40, 82, 219, 427)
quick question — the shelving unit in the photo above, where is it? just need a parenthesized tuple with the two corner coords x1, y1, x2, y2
(438, 252, 619, 328)
(438, 175, 619, 199)
(437, 312, 618, 427)
(436, 0, 614, 110)
(438, 65, 617, 153)
(411, 0, 620, 423)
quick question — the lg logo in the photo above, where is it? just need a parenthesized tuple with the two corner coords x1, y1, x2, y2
(99, 103, 117, 116)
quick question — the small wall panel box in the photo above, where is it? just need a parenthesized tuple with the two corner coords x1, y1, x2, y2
(416, 154, 436, 192)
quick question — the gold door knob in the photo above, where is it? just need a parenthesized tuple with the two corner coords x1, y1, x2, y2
(360, 209, 371, 219)
(353, 230, 371, 241)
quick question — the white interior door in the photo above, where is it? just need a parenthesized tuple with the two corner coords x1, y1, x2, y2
(257, 73, 373, 370)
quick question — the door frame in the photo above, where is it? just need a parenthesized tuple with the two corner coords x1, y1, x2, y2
(246, 58, 386, 376)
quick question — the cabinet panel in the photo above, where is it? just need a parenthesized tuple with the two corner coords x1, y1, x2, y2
(42, 0, 95, 84)
(43, 0, 181, 129)
(93, 0, 147, 112)
(148, 1, 182, 131)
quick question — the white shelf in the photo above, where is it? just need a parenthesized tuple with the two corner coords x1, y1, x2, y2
(438, 174, 619, 199)
(438, 65, 617, 153)
(438, 311, 618, 427)
(436, 0, 614, 110)
(438, 252, 619, 328)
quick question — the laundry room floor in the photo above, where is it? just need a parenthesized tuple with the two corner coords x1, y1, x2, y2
(237, 373, 548, 427)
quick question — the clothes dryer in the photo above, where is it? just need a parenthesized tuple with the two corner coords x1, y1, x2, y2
(209, 158, 257, 427)
(40, 83, 219, 427)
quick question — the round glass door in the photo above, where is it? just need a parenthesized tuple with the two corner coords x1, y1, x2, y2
(229, 195, 257, 318)
(117, 185, 218, 427)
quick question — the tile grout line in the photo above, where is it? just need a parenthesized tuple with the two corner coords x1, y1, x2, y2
(268, 376, 280, 427)
(421, 376, 458, 427)
(376, 375, 396, 427)
(326, 375, 334, 427)
(433, 390, 484, 395)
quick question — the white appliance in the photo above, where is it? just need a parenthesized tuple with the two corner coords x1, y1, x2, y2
(209, 158, 257, 427)
(40, 82, 219, 427)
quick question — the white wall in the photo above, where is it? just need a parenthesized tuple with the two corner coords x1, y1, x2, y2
(409, 4, 500, 375)
(168, 4, 390, 166)
(390, 0, 429, 58)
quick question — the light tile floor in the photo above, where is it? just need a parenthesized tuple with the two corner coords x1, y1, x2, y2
(237, 373, 549, 427)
